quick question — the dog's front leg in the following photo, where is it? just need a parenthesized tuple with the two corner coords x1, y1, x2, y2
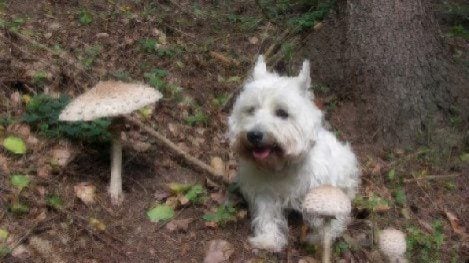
(248, 197, 288, 252)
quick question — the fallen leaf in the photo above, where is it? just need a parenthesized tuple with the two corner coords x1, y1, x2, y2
(3, 136, 27, 154)
(74, 182, 96, 205)
(29, 236, 66, 263)
(36, 165, 51, 179)
(236, 209, 248, 220)
(178, 195, 190, 206)
(10, 175, 30, 191)
(445, 210, 466, 236)
(50, 147, 74, 168)
(313, 22, 323, 31)
(165, 196, 179, 209)
(0, 229, 8, 241)
(210, 192, 226, 205)
(10, 91, 21, 107)
(248, 36, 259, 45)
(203, 239, 234, 263)
(147, 204, 174, 223)
(210, 157, 225, 176)
(205, 221, 218, 229)
(165, 218, 193, 232)
(167, 183, 192, 195)
(209, 51, 240, 66)
(11, 244, 30, 260)
(154, 189, 170, 201)
(89, 218, 106, 231)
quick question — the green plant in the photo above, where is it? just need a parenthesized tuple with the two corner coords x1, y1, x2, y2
(81, 44, 102, 70)
(281, 42, 295, 62)
(138, 38, 175, 57)
(0, 17, 25, 31)
(184, 184, 207, 204)
(257, 0, 336, 32)
(212, 94, 229, 108)
(78, 10, 93, 25)
(354, 194, 390, 212)
(202, 203, 237, 225)
(32, 71, 48, 87)
(22, 94, 111, 142)
(111, 70, 132, 81)
(185, 109, 208, 126)
(448, 24, 469, 39)
(407, 220, 444, 262)
(9, 174, 31, 215)
(144, 69, 182, 100)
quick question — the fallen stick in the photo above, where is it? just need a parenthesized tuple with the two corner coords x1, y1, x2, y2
(404, 174, 460, 183)
(124, 115, 229, 186)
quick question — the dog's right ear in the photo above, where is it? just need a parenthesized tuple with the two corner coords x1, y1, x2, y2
(253, 55, 267, 79)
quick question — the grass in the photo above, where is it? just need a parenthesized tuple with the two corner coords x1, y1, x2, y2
(138, 38, 175, 57)
(144, 68, 183, 100)
(185, 109, 209, 126)
(407, 221, 444, 262)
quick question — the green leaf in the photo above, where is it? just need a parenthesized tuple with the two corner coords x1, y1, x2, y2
(0, 229, 8, 241)
(10, 175, 30, 190)
(460, 153, 469, 163)
(167, 183, 192, 194)
(185, 184, 206, 203)
(2, 136, 26, 154)
(46, 195, 63, 210)
(387, 168, 396, 181)
(146, 204, 174, 223)
(202, 203, 236, 225)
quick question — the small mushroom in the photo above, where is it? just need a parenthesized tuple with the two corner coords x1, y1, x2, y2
(379, 228, 407, 263)
(59, 81, 162, 205)
(303, 185, 351, 263)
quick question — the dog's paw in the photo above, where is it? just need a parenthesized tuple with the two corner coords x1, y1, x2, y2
(248, 234, 285, 252)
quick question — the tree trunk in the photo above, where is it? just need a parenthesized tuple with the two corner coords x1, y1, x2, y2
(305, 0, 468, 147)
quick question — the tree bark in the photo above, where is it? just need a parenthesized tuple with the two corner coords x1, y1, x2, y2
(304, 0, 468, 147)
(346, 0, 461, 145)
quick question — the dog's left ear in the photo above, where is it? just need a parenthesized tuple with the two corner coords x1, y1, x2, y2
(297, 60, 311, 93)
(253, 55, 267, 79)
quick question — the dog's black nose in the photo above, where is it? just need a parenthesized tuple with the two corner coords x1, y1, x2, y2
(247, 131, 263, 145)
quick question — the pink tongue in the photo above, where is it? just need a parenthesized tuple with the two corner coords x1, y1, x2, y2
(253, 148, 271, 160)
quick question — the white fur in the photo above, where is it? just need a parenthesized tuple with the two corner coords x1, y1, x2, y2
(228, 55, 360, 252)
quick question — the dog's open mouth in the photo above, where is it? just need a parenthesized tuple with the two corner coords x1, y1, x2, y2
(251, 144, 282, 160)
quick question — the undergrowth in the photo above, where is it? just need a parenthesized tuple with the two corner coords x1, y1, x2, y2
(22, 94, 110, 142)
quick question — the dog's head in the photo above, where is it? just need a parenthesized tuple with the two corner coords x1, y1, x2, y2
(228, 55, 323, 171)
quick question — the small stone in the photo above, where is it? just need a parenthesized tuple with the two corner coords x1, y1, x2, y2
(96, 32, 110, 39)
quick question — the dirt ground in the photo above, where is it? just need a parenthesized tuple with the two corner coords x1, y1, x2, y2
(0, 1, 468, 262)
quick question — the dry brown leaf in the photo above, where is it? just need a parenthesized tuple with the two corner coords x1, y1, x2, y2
(445, 210, 466, 236)
(165, 218, 193, 232)
(165, 196, 179, 209)
(73, 182, 96, 205)
(36, 165, 52, 179)
(209, 51, 240, 67)
(0, 154, 10, 174)
(249, 36, 259, 45)
(89, 218, 106, 231)
(205, 221, 218, 229)
(203, 239, 234, 263)
(210, 157, 225, 176)
(236, 209, 248, 220)
(210, 192, 226, 205)
(50, 147, 74, 168)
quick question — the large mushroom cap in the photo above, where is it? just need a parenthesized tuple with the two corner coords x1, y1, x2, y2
(379, 228, 406, 258)
(59, 81, 162, 121)
(303, 185, 351, 217)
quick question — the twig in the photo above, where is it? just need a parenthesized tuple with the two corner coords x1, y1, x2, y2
(404, 174, 460, 183)
(124, 115, 229, 186)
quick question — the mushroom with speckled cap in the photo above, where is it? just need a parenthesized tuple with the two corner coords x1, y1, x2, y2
(379, 228, 407, 263)
(59, 81, 162, 205)
(303, 185, 351, 263)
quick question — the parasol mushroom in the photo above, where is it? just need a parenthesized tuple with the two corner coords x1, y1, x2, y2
(379, 228, 407, 263)
(59, 80, 162, 205)
(303, 185, 352, 263)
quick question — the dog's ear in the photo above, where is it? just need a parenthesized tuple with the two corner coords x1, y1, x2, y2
(253, 55, 267, 79)
(297, 60, 311, 92)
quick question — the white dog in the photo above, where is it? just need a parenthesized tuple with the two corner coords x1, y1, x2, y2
(228, 56, 360, 252)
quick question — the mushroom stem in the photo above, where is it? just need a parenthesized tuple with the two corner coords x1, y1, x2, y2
(109, 131, 123, 205)
(322, 219, 332, 263)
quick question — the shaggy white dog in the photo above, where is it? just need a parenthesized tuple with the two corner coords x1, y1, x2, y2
(228, 56, 360, 252)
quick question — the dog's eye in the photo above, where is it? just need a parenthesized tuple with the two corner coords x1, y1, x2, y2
(246, 106, 255, 115)
(275, 108, 289, 119)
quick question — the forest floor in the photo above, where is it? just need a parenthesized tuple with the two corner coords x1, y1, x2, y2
(0, 1, 468, 262)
